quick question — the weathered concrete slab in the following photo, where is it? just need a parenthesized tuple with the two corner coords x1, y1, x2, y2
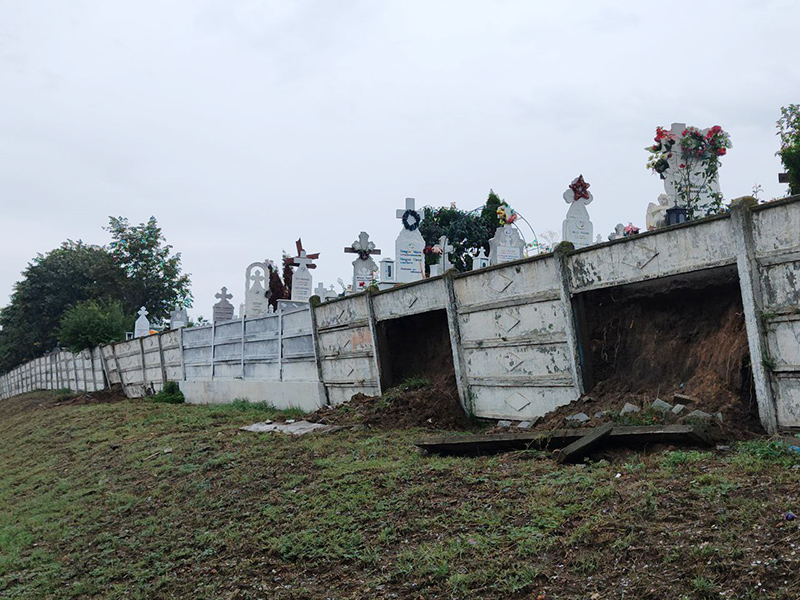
(240, 420, 334, 435)
(556, 422, 614, 463)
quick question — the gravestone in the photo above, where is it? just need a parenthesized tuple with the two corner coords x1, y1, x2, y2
(213, 287, 235, 323)
(345, 231, 381, 292)
(472, 247, 490, 270)
(288, 239, 319, 302)
(429, 263, 441, 277)
(134, 307, 151, 338)
(244, 262, 270, 318)
(437, 235, 454, 272)
(659, 122, 729, 215)
(314, 282, 339, 302)
(169, 304, 188, 329)
(561, 175, 594, 249)
(488, 225, 526, 265)
(395, 198, 425, 283)
(608, 223, 625, 241)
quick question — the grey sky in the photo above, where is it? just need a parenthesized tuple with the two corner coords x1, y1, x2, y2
(1, 0, 797, 318)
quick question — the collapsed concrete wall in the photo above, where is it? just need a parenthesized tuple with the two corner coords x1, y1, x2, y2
(311, 196, 800, 433)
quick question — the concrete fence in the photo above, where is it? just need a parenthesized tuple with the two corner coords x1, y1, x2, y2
(0, 300, 325, 412)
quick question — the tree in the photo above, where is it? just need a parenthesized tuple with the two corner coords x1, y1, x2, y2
(0, 241, 123, 371)
(777, 104, 800, 196)
(58, 300, 127, 352)
(419, 191, 507, 272)
(106, 217, 192, 321)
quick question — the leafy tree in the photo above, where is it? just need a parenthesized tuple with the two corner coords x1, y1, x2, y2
(777, 104, 800, 195)
(106, 217, 192, 320)
(0, 241, 122, 371)
(58, 300, 127, 352)
(419, 191, 507, 272)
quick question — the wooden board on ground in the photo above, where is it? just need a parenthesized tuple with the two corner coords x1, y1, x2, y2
(556, 423, 614, 464)
(415, 424, 712, 456)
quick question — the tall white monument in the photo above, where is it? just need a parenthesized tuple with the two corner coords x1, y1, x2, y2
(244, 262, 270, 318)
(394, 198, 425, 283)
(288, 239, 319, 302)
(561, 174, 594, 249)
(134, 307, 151, 338)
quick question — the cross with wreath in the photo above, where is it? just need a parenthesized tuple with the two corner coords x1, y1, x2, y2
(396, 197, 421, 231)
(568, 175, 591, 202)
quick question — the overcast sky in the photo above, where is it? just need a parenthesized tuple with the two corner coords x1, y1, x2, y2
(1, 0, 797, 319)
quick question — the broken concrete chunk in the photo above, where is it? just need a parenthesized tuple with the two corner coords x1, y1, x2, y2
(594, 411, 605, 419)
(620, 402, 640, 415)
(673, 393, 698, 404)
(684, 410, 712, 421)
(497, 420, 513, 428)
(671, 404, 686, 415)
(651, 398, 673, 412)
(240, 420, 333, 435)
(715, 412, 724, 423)
(517, 421, 533, 429)
(566, 412, 590, 423)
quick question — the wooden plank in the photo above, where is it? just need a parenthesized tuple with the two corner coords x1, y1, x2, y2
(415, 424, 712, 456)
(556, 423, 614, 464)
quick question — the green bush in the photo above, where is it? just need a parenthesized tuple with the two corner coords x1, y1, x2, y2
(150, 381, 185, 404)
(58, 299, 127, 352)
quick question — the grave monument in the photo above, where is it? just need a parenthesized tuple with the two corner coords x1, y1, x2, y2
(170, 303, 188, 329)
(288, 239, 319, 302)
(213, 287, 235, 323)
(394, 198, 425, 283)
(244, 262, 270, 318)
(488, 226, 526, 265)
(561, 175, 594, 249)
(344, 231, 381, 292)
(134, 307, 151, 338)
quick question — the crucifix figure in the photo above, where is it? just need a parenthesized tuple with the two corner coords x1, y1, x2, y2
(345, 231, 381, 292)
(288, 239, 319, 302)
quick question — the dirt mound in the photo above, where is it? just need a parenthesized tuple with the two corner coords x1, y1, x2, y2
(530, 280, 764, 439)
(51, 385, 128, 407)
(308, 375, 473, 431)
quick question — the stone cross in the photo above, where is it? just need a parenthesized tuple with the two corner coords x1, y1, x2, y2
(289, 239, 319, 302)
(345, 231, 381, 292)
(561, 174, 594, 249)
(472, 247, 490, 270)
(134, 307, 151, 338)
(396, 197, 418, 222)
(213, 287, 235, 323)
(437, 235, 454, 272)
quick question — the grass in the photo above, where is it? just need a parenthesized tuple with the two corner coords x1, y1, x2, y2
(0, 390, 799, 599)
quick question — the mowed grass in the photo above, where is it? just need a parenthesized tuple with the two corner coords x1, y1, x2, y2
(1, 392, 800, 599)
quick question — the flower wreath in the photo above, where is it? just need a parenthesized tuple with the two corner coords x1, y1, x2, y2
(402, 209, 421, 231)
(496, 202, 518, 226)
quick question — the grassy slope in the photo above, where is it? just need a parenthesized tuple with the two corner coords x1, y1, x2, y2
(1, 392, 799, 599)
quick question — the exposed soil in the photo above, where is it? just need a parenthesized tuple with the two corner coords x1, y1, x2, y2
(307, 374, 474, 431)
(50, 384, 128, 407)
(530, 280, 764, 439)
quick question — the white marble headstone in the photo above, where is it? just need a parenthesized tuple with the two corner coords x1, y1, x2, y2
(660, 122, 728, 216)
(488, 225, 525, 265)
(134, 307, 151, 338)
(169, 304, 188, 329)
(561, 175, 594, 249)
(346, 232, 380, 292)
(472, 247, 490, 270)
(244, 262, 270, 318)
(395, 198, 425, 283)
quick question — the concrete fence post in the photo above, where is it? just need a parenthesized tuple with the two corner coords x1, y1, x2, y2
(730, 197, 778, 434)
(443, 272, 471, 415)
(554, 242, 586, 397)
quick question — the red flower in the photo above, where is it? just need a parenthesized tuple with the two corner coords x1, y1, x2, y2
(717, 148, 726, 156)
(679, 164, 686, 168)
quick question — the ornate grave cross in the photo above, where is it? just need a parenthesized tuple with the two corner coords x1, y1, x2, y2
(344, 231, 381, 260)
(215, 287, 233, 304)
(250, 270, 265, 286)
(288, 239, 319, 269)
(137, 307, 148, 319)
(314, 282, 327, 298)
(396, 197, 421, 231)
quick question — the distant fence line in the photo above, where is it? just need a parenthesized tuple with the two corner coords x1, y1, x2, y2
(0, 300, 316, 400)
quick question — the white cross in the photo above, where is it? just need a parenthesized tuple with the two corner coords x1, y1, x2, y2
(215, 287, 232, 302)
(396, 197, 416, 220)
(438, 235, 454, 271)
(137, 306, 148, 318)
(250, 270, 265, 286)
(314, 282, 326, 297)
(293, 250, 314, 269)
